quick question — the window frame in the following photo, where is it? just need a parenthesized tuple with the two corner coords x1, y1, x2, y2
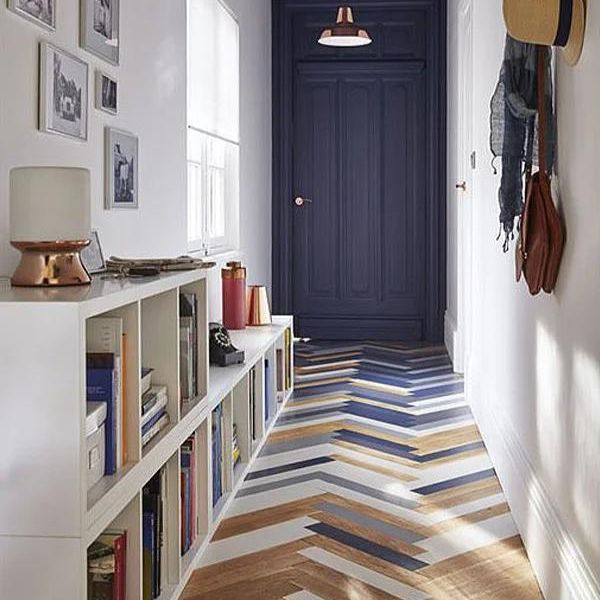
(186, 0, 240, 255)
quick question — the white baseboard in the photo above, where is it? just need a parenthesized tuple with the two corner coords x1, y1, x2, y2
(470, 395, 600, 600)
(444, 311, 463, 373)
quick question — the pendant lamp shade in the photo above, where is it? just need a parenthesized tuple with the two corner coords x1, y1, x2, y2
(318, 7, 372, 47)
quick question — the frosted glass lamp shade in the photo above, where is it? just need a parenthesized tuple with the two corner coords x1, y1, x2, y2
(10, 167, 91, 242)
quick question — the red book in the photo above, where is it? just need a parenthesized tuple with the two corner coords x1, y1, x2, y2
(112, 532, 127, 600)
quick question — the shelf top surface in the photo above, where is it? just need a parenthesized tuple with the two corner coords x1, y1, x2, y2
(0, 269, 210, 308)
(208, 317, 293, 402)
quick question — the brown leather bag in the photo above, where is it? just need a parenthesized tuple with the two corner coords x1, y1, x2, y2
(516, 46, 565, 295)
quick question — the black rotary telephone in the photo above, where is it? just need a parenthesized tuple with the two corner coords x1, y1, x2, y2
(209, 323, 245, 367)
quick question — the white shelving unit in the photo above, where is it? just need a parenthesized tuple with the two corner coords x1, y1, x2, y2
(0, 271, 294, 600)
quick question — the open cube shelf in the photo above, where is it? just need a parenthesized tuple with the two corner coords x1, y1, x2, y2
(0, 271, 293, 600)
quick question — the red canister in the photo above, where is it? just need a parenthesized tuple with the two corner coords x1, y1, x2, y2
(222, 261, 247, 330)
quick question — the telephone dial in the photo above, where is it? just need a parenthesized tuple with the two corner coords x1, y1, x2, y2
(209, 323, 245, 367)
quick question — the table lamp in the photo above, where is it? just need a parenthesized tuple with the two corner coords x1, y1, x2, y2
(10, 167, 92, 287)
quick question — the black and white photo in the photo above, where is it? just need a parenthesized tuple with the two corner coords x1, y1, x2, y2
(39, 43, 88, 141)
(8, 0, 55, 31)
(81, 0, 120, 65)
(81, 230, 106, 274)
(105, 128, 138, 209)
(95, 71, 117, 114)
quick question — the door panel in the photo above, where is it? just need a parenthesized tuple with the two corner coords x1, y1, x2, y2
(293, 62, 428, 336)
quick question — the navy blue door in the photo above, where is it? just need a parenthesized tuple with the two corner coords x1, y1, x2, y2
(293, 61, 428, 339)
(273, 1, 446, 341)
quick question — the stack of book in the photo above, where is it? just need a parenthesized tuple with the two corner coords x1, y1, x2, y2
(180, 435, 197, 555)
(232, 423, 241, 467)
(86, 317, 127, 477)
(180, 293, 198, 406)
(211, 404, 225, 506)
(249, 367, 256, 442)
(143, 469, 167, 600)
(141, 385, 170, 448)
(87, 530, 127, 600)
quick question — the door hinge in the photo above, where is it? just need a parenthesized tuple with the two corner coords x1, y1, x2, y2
(470, 151, 477, 170)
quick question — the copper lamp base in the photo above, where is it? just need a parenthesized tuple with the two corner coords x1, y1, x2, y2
(11, 240, 92, 287)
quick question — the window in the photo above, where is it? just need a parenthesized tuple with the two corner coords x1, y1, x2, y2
(187, 0, 239, 253)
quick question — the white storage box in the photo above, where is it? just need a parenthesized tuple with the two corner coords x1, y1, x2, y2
(86, 402, 107, 490)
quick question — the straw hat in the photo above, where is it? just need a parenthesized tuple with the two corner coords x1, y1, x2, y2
(504, 0, 586, 65)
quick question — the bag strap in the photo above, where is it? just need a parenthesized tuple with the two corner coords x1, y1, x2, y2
(537, 45, 547, 175)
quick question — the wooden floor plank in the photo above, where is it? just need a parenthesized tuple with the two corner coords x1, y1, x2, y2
(181, 342, 544, 600)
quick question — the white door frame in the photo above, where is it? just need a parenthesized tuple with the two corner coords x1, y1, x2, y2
(445, 0, 473, 374)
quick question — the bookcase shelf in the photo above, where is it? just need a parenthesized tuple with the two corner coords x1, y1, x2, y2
(0, 271, 293, 600)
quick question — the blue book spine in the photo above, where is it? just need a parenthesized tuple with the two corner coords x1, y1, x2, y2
(141, 407, 167, 437)
(143, 511, 155, 600)
(264, 359, 270, 423)
(87, 367, 117, 475)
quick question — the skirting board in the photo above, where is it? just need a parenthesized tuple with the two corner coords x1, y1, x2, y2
(469, 393, 600, 600)
(444, 311, 463, 373)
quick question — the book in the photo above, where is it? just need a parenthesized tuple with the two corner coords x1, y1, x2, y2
(144, 472, 163, 598)
(276, 349, 284, 395)
(141, 408, 168, 438)
(87, 317, 124, 469)
(180, 293, 198, 404)
(88, 530, 126, 600)
(141, 412, 170, 447)
(141, 368, 154, 396)
(180, 320, 194, 402)
(212, 405, 223, 506)
(181, 435, 197, 549)
(141, 386, 168, 427)
(159, 468, 169, 588)
(249, 367, 256, 441)
(264, 359, 271, 423)
(142, 512, 154, 600)
(87, 353, 117, 475)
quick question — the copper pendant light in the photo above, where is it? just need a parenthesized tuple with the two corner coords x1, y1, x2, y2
(318, 6, 373, 47)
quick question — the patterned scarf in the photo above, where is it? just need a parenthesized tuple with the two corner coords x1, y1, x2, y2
(490, 36, 556, 251)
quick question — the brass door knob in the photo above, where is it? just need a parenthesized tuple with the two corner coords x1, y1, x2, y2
(294, 196, 313, 207)
(455, 181, 467, 192)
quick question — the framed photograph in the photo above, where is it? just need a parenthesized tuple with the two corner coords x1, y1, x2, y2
(81, 230, 107, 274)
(8, 0, 55, 31)
(80, 0, 120, 65)
(39, 43, 89, 141)
(95, 71, 117, 114)
(105, 128, 139, 209)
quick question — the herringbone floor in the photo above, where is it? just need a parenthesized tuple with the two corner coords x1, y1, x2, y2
(182, 341, 543, 599)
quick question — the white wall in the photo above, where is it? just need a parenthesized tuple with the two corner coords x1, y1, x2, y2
(0, 0, 273, 320)
(0, 1, 188, 277)
(466, 2, 600, 598)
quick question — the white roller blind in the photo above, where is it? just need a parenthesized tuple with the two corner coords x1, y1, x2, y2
(188, 0, 239, 142)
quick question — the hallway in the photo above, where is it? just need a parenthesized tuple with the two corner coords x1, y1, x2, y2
(182, 342, 543, 599)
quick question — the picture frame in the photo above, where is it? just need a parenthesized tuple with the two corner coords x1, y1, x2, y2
(81, 230, 107, 274)
(39, 42, 89, 141)
(80, 0, 120, 65)
(105, 127, 139, 209)
(95, 71, 118, 114)
(8, 0, 55, 31)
